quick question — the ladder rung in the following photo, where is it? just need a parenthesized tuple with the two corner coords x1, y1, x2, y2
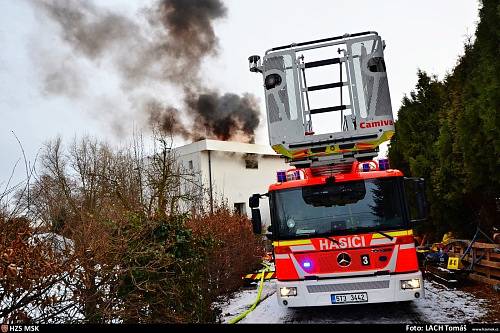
(339, 143, 355, 149)
(309, 105, 349, 114)
(307, 82, 346, 92)
(305, 58, 341, 68)
(289, 134, 378, 149)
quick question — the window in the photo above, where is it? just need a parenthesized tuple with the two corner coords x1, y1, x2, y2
(234, 202, 246, 216)
(244, 153, 258, 169)
(271, 178, 407, 240)
(367, 57, 386, 72)
(188, 160, 193, 169)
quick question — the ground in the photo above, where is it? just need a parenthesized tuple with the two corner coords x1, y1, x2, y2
(461, 281, 500, 323)
(219, 278, 499, 324)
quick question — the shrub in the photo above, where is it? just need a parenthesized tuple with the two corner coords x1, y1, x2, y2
(188, 206, 265, 301)
(1, 135, 266, 323)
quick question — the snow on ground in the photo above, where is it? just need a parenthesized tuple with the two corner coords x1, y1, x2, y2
(415, 280, 487, 323)
(219, 281, 277, 323)
(218, 279, 488, 324)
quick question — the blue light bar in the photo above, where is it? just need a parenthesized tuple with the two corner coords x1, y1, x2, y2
(302, 261, 311, 268)
(277, 170, 287, 183)
(287, 170, 301, 181)
(379, 159, 390, 170)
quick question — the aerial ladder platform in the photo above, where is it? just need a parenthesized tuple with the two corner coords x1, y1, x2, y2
(248, 31, 395, 168)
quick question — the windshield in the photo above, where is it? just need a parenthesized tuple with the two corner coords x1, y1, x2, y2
(270, 177, 407, 240)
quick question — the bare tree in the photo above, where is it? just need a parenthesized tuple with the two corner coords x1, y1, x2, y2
(1, 131, 263, 323)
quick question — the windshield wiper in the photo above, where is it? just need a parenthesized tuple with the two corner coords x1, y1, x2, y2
(374, 230, 394, 241)
(310, 232, 340, 245)
(325, 236, 340, 245)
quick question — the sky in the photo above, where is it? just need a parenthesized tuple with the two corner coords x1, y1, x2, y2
(0, 0, 480, 185)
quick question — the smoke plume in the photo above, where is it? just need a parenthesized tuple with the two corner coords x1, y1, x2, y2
(32, 0, 260, 143)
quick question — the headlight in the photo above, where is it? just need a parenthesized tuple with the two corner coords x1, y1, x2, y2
(400, 279, 421, 290)
(280, 287, 297, 297)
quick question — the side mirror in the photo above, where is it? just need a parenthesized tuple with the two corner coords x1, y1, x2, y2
(251, 208, 262, 234)
(266, 225, 274, 241)
(404, 177, 428, 222)
(249, 194, 261, 208)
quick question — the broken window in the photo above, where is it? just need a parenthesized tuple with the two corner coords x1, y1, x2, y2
(244, 153, 258, 169)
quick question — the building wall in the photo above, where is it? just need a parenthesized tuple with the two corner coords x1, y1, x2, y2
(174, 141, 287, 227)
(176, 150, 204, 211)
(200, 150, 286, 227)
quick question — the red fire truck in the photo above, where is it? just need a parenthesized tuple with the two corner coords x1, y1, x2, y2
(249, 160, 426, 307)
(247, 32, 427, 307)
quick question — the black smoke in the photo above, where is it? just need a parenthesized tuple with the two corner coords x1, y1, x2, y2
(32, 0, 260, 143)
(187, 91, 260, 143)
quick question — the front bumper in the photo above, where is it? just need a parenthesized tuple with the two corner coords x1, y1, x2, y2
(276, 271, 424, 307)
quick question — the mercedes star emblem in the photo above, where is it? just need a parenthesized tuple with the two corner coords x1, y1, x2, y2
(337, 252, 351, 267)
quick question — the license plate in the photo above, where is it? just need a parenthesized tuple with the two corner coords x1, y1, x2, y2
(331, 292, 368, 304)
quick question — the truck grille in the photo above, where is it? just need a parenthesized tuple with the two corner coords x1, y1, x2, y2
(310, 164, 352, 176)
(306, 280, 390, 293)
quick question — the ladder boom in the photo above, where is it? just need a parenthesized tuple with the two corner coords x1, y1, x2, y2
(249, 32, 395, 168)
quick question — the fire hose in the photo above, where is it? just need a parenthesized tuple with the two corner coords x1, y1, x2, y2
(228, 262, 272, 324)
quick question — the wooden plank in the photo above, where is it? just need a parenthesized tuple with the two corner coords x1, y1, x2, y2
(472, 242, 498, 249)
(470, 269, 500, 279)
(469, 273, 500, 286)
(489, 252, 500, 260)
(440, 251, 499, 262)
(487, 267, 500, 278)
(463, 257, 500, 269)
(471, 250, 486, 257)
(466, 263, 500, 278)
(473, 251, 499, 262)
(470, 265, 489, 274)
(464, 264, 500, 279)
(470, 249, 500, 261)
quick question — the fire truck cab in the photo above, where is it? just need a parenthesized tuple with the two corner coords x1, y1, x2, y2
(249, 162, 426, 307)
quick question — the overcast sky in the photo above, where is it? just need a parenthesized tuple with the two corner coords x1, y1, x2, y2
(0, 0, 479, 184)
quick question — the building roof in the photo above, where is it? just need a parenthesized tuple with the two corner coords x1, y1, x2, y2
(174, 139, 280, 157)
